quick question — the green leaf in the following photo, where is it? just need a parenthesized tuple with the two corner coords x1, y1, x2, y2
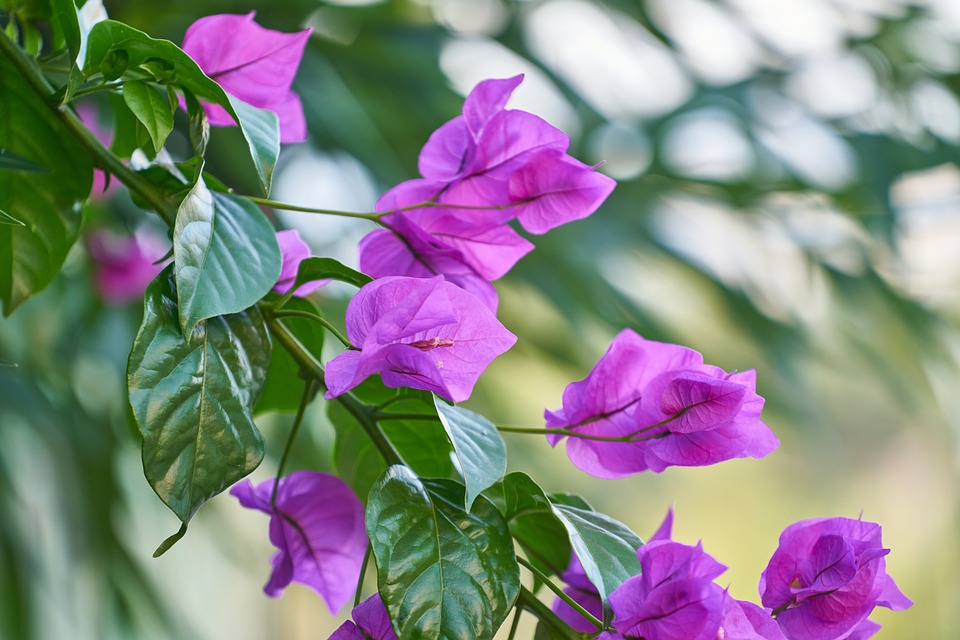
(50, 0, 81, 64)
(329, 400, 388, 501)
(0, 54, 92, 315)
(0, 148, 46, 173)
(550, 503, 642, 607)
(127, 267, 269, 526)
(293, 256, 373, 290)
(173, 178, 281, 335)
(494, 473, 571, 579)
(122, 81, 173, 154)
(366, 466, 520, 640)
(434, 397, 507, 511)
(82, 20, 280, 194)
(380, 405, 456, 479)
(254, 298, 324, 415)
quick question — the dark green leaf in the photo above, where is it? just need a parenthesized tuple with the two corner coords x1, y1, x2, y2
(329, 400, 388, 502)
(82, 20, 279, 194)
(173, 178, 281, 335)
(434, 397, 507, 511)
(495, 473, 571, 579)
(381, 405, 456, 479)
(50, 0, 81, 64)
(255, 298, 324, 415)
(122, 81, 173, 154)
(551, 503, 642, 607)
(99, 48, 129, 81)
(293, 256, 373, 291)
(367, 467, 520, 640)
(0, 54, 92, 315)
(0, 148, 46, 173)
(127, 267, 269, 526)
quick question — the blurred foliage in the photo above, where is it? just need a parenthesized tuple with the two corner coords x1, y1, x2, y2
(4, 0, 960, 638)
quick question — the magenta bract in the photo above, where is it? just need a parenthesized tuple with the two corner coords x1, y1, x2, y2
(759, 517, 912, 640)
(358, 75, 614, 308)
(329, 594, 398, 640)
(86, 228, 169, 304)
(324, 276, 516, 403)
(545, 328, 778, 477)
(230, 471, 367, 614)
(182, 12, 310, 143)
(273, 229, 328, 297)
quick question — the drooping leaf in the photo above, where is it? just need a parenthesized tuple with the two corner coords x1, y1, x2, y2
(173, 178, 280, 335)
(127, 267, 269, 527)
(82, 20, 280, 193)
(434, 397, 507, 511)
(0, 54, 92, 316)
(550, 503, 642, 607)
(293, 256, 373, 290)
(366, 466, 520, 640)
(122, 80, 174, 154)
(255, 297, 324, 415)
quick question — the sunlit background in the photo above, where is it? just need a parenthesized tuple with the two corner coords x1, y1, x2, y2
(3, 0, 960, 638)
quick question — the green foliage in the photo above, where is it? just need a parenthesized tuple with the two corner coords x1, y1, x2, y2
(122, 80, 174, 153)
(435, 397, 507, 511)
(0, 53, 92, 315)
(292, 256, 373, 291)
(173, 179, 280, 335)
(255, 298, 325, 415)
(127, 267, 269, 527)
(366, 466, 521, 640)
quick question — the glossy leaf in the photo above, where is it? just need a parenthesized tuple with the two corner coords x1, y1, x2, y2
(254, 297, 324, 415)
(122, 81, 174, 153)
(293, 256, 373, 290)
(127, 267, 269, 525)
(366, 466, 520, 640)
(434, 397, 507, 511)
(82, 20, 279, 193)
(551, 503, 642, 607)
(173, 178, 281, 335)
(0, 54, 92, 316)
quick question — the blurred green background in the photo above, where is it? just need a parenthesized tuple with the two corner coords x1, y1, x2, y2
(2, 0, 959, 638)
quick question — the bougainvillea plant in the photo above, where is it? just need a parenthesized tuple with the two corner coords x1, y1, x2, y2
(0, 4, 911, 640)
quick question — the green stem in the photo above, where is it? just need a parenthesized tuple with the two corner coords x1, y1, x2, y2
(354, 544, 372, 608)
(506, 605, 523, 640)
(244, 195, 383, 222)
(266, 317, 403, 467)
(271, 380, 316, 509)
(0, 32, 177, 226)
(517, 556, 603, 631)
(516, 587, 584, 640)
(270, 309, 355, 349)
(371, 411, 436, 422)
(498, 412, 682, 443)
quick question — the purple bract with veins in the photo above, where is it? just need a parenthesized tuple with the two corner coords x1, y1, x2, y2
(230, 471, 367, 614)
(545, 328, 779, 477)
(181, 12, 310, 143)
(324, 276, 516, 403)
(272, 229, 328, 297)
(358, 75, 614, 309)
(328, 594, 398, 640)
(759, 517, 912, 640)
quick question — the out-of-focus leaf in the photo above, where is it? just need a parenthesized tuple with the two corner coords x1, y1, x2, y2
(255, 298, 324, 415)
(0, 54, 92, 316)
(127, 267, 269, 529)
(366, 466, 520, 640)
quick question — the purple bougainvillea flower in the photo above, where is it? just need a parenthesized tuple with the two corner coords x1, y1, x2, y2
(759, 517, 912, 640)
(329, 594, 398, 640)
(552, 555, 606, 634)
(324, 276, 516, 403)
(230, 471, 367, 614)
(182, 12, 310, 143)
(720, 597, 787, 640)
(273, 229, 328, 297)
(76, 102, 119, 200)
(609, 509, 728, 640)
(545, 328, 778, 477)
(86, 227, 169, 304)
